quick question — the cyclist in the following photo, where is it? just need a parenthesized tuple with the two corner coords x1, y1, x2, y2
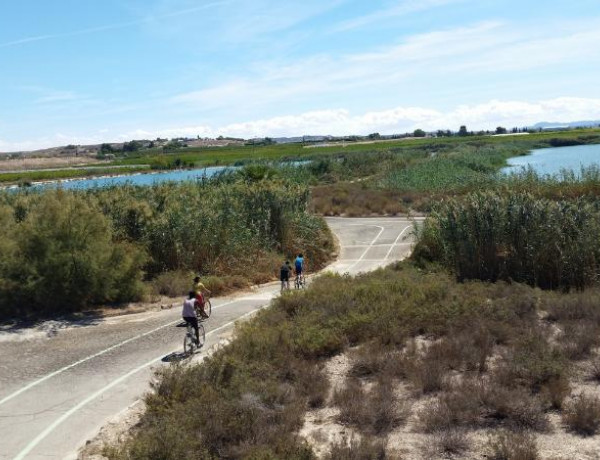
(182, 291, 200, 345)
(193, 276, 211, 319)
(294, 253, 305, 283)
(280, 260, 292, 291)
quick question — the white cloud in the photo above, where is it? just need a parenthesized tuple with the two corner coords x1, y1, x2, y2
(169, 19, 600, 116)
(3, 96, 600, 152)
(113, 97, 600, 141)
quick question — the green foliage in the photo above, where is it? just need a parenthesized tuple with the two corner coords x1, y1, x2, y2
(414, 190, 600, 290)
(0, 191, 146, 317)
(0, 179, 334, 319)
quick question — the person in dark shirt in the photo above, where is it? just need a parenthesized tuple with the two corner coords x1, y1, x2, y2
(280, 261, 292, 291)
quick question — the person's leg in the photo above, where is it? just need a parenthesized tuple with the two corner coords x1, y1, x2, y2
(184, 317, 200, 344)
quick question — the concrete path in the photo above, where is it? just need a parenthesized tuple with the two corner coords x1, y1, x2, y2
(0, 217, 418, 460)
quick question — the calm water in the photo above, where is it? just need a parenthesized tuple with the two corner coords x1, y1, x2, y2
(21, 165, 233, 191)
(503, 144, 600, 176)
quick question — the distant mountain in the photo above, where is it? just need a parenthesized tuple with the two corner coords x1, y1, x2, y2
(532, 120, 600, 130)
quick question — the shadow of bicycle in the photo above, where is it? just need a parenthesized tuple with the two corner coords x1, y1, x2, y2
(162, 351, 192, 363)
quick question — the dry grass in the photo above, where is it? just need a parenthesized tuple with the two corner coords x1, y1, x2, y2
(334, 377, 409, 435)
(0, 155, 100, 171)
(310, 183, 413, 217)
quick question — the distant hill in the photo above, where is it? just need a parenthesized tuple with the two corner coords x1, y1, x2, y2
(4, 119, 600, 156)
(532, 120, 600, 130)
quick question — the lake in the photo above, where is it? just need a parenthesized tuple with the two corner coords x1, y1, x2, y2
(503, 144, 600, 176)
(19, 165, 233, 191)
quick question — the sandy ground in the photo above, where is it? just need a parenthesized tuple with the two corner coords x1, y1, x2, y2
(299, 346, 600, 460)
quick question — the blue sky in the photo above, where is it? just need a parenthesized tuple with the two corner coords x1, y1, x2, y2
(1, 0, 600, 150)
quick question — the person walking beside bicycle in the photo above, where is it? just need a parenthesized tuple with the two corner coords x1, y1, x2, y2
(182, 291, 201, 346)
(193, 276, 211, 319)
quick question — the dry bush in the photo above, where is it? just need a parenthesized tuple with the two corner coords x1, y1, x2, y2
(456, 326, 495, 372)
(325, 437, 391, 460)
(545, 290, 600, 324)
(562, 393, 600, 436)
(424, 429, 470, 458)
(289, 359, 330, 409)
(348, 342, 409, 382)
(334, 378, 409, 435)
(151, 270, 190, 297)
(407, 344, 449, 394)
(349, 344, 392, 378)
(418, 378, 548, 433)
(310, 183, 409, 217)
(540, 375, 570, 410)
(560, 323, 600, 361)
(493, 330, 567, 392)
(417, 380, 481, 432)
(334, 378, 365, 425)
(485, 430, 538, 460)
(588, 357, 600, 382)
(425, 328, 495, 373)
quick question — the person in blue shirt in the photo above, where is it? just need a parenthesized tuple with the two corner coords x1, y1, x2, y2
(295, 253, 305, 278)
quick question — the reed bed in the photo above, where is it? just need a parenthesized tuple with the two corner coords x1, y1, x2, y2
(414, 190, 600, 290)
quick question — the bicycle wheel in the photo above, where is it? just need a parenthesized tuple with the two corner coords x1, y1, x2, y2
(204, 299, 212, 318)
(183, 328, 195, 355)
(198, 323, 206, 348)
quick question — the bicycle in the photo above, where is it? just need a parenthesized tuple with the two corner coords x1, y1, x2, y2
(183, 316, 206, 356)
(294, 273, 306, 289)
(195, 294, 212, 319)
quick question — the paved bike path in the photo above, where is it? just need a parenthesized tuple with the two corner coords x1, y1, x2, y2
(0, 217, 417, 460)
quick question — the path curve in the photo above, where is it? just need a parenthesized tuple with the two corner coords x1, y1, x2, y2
(0, 217, 419, 460)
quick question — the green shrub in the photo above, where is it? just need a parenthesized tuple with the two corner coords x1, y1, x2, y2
(0, 192, 146, 317)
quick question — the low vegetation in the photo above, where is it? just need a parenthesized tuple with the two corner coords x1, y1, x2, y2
(106, 261, 600, 459)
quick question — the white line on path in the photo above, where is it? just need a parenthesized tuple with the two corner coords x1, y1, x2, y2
(348, 225, 385, 271)
(0, 297, 260, 408)
(11, 306, 267, 460)
(384, 225, 413, 261)
(344, 242, 413, 248)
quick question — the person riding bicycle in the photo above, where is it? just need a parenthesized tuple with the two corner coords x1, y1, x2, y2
(182, 291, 201, 345)
(280, 260, 292, 291)
(193, 276, 211, 319)
(294, 253, 305, 279)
